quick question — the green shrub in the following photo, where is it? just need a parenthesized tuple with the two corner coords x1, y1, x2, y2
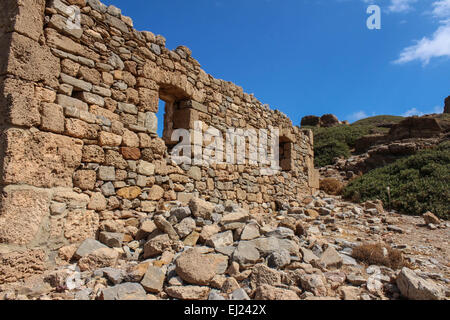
(314, 140, 350, 167)
(343, 142, 450, 220)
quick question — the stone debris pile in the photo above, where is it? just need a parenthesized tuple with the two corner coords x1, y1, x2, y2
(1, 195, 448, 301)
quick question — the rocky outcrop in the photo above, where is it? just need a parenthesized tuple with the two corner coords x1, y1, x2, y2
(301, 114, 344, 128)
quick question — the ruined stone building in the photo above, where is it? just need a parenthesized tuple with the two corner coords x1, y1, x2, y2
(0, 0, 318, 281)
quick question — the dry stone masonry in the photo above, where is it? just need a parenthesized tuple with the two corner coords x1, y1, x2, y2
(0, 0, 319, 281)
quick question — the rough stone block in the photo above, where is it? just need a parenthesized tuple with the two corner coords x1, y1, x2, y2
(73, 170, 96, 190)
(82, 145, 105, 163)
(0, 77, 40, 127)
(1, 32, 60, 88)
(2, 129, 83, 188)
(0, 186, 51, 245)
(64, 209, 100, 243)
(0, 249, 47, 283)
(65, 118, 99, 139)
(0, 0, 45, 42)
(137, 88, 158, 112)
(40, 103, 65, 133)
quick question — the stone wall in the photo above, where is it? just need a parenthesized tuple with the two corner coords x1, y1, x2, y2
(0, 0, 318, 281)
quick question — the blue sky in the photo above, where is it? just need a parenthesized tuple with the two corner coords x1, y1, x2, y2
(101, 0, 450, 126)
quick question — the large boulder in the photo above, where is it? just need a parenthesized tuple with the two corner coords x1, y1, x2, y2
(396, 267, 445, 300)
(301, 115, 320, 127)
(320, 114, 341, 127)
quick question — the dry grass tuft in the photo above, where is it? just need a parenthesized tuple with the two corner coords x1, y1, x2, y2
(320, 178, 344, 195)
(351, 243, 407, 270)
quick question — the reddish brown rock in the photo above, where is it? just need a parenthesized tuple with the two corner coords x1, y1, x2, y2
(120, 147, 141, 160)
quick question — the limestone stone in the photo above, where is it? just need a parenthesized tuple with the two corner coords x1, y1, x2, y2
(143, 234, 172, 258)
(423, 212, 440, 225)
(65, 118, 99, 139)
(0, 187, 50, 245)
(254, 285, 299, 300)
(3, 129, 82, 188)
(141, 266, 165, 293)
(221, 209, 250, 225)
(207, 231, 234, 249)
(318, 246, 343, 270)
(0, 78, 40, 127)
(99, 131, 122, 147)
(74, 239, 107, 260)
(78, 248, 119, 271)
(148, 185, 164, 201)
(154, 215, 179, 241)
(116, 186, 141, 200)
(40, 103, 65, 133)
(64, 210, 100, 243)
(396, 268, 444, 300)
(0, 0, 45, 41)
(165, 286, 210, 300)
(82, 145, 105, 163)
(174, 218, 196, 238)
(99, 231, 124, 248)
(100, 283, 147, 300)
(189, 198, 214, 220)
(175, 248, 217, 285)
(240, 222, 260, 240)
(232, 241, 260, 266)
(3, 32, 60, 88)
(98, 166, 116, 181)
(73, 170, 96, 190)
(57, 94, 88, 111)
(0, 249, 47, 284)
(137, 160, 155, 176)
(122, 129, 139, 147)
(88, 192, 107, 211)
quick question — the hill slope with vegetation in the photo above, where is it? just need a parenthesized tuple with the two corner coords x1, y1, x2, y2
(343, 141, 450, 219)
(303, 115, 405, 167)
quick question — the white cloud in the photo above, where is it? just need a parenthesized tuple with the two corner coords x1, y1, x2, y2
(388, 0, 417, 13)
(432, 0, 450, 18)
(402, 106, 443, 117)
(402, 107, 423, 117)
(347, 111, 369, 122)
(394, 0, 450, 65)
(394, 21, 450, 65)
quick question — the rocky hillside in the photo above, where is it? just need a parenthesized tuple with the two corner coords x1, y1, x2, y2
(0, 196, 448, 300)
(301, 104, 450, 220)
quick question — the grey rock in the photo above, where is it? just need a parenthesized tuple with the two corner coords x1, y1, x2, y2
(141, 266, 165, 293)
(100, 283, 147, 300)
(99, 232, 124, 248)
(300, 247, 319, 264)
(267, 249, 291, 269)
(266, 227, 295, 239)
(231, 288, 251, 300)
(98, 166, 115, 181)
(208, 291, 226, 300)
(101, 182, 116, 196)
(170, 207, 192, 221)
(232, 241, 260, 266)
(174, 217, 196, 238)
(74, 239, 107, 260)
(207, 231, 234, 249)
(240, 222, 260, 241)
(396, 268, 444, 300)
